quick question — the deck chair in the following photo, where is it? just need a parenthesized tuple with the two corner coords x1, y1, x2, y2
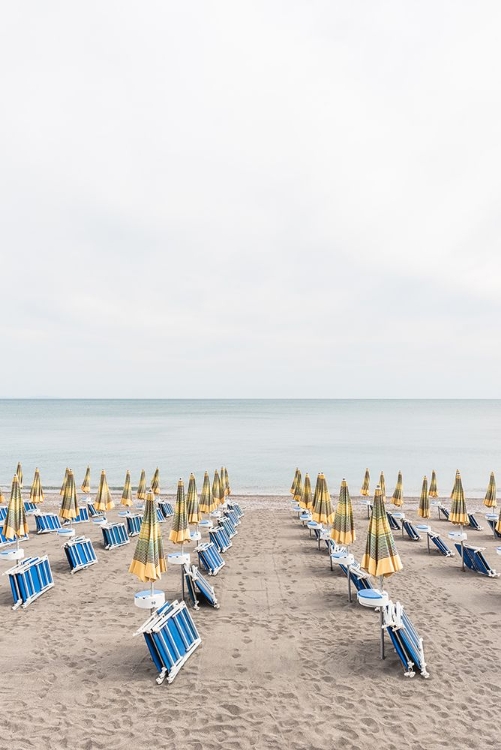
(23, 501, 38, 514)
(219, 516, 237, 538)
(402, 520, 421, 541)
(383, 600, 429, 678)
(101, 522, 129, 550)
(386, 512, 401, 532)
(134, 599, 201, 684)
(72, 506, 90, 523)
(183, 563, 219, 609)
(196, 542, 225, 575)
(87, 503, 105, 519)
(125, 513, 142, 537)
(467, 514, 482, 531)
(158, 501, 174, 519)
(486, 518, 501, 539)
(223, 508, 240, 526)
(456, 544, 499, 577)
(227, 501, 244, 518)
(427, 531, 454, 557)
(437, 505, 450, 521)
(0, 507, 7, 522)
(156, 508, 166, 524)
(339, 562, 374, 591)
(4, 555, 54, 610)
(209, 525, 232, 553)
(34, 512, 63, 534)
(63, 536, 97, 573)
(454, 543, 478, 572)
(0, 526, 29, 547)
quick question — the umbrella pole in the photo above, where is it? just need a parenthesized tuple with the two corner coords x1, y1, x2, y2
(460, 524, 465, 572)
(379, 575, 385, 660)
(181, 543, 185, 600)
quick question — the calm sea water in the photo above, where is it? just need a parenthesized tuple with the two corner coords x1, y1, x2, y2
(0, 399, 499, 498)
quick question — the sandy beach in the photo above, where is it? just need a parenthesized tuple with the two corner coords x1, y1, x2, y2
(1, 494, 500, 750)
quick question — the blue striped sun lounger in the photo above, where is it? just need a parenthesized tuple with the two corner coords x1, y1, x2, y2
(183, 563, 220, 609)
(23, 502, 38, 514)
(63, 536, 98, 573)
(0, 507, 7, 523)
(467, 514, 482, 531)
(72, 506, 90, 523)
(156, 508, 166, 524)
(101, 522, 129, 550)
(402, 520, 421, 541)
(338, 563, 374, 591)
(196, 541, 225, 575)
(386, 512, 401, 532)
(437, 505, 450, 521)
(209, 525, 232, 553)
(5, 555, 54, 610)
(383, 600, 429, 679)
(219, 516, 237, 538)
(427, 531, 454, 557)
(486, 519, 501, 539)
(158, 501, 174, 519)
(227, 501, 244, 518)
(1, 526, 29, 547)
(454, 544, 499, 577)
(125, 513, 142, 537)
(34, 513, 63, 534)
(223, 508, 240, 526)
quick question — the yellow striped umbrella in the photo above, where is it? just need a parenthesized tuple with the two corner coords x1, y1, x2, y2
(361, 469, 370, 497)
(450, 470, 468, 525)
(95, 470, 114, 512)
(137, 470, 147, 500)
(290, 468, 300, 495)
(169, 479, 191, 544)
(484, 472, 496, 509)
(418, 476, 430, 519)
(331, 479, 356, 545)
(29, 468, 44, 504)
(379, 471, 386, 501)
(81, 467, 91, 494)
(221, 467, 227, 499)
(16, 462, 23, 489)
(121, 470, 133, 507)
(496, 507, 501, 536)
(391, 471, 403, 508)
(199, 471, 216, 514)
(312, 473, 334, 525)
(212, 470, 224, 507)
(59, 470, 79, 521)
(299, 473, 312, 511)
(151, 467, 160, 496)
(429, 470, 438, 498)
(361, 485, 403, 580)
(186, 473, 201, 525)
(60, 467, 69, 495)
(293, 471, 303, 506)
(224, 467, 231, 496)
(129, 489, 166, 584)
(0, 486, 4, 504)
(3, 475, 29, 541)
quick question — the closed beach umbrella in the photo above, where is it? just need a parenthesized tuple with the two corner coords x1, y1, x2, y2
(199, 471, 216, 514)
(212, 470, 224, 507)
(429, 470, 438, 498)
(81, 466, 91, 494)
(169, 479, 191, 544)
(59, 470, 79, 521)
(391, 471, 403, 508)
(121, 470, 133, 507)
(312, 473, 334, 525)
(3, 475, 29, 541)
(129, 489, 166, 589)
(331, 479, 356, 546)
(484, 472, 496, 508)
(95, 470, 114, 512)
(137, 470, 147, 500)
(361, 469, 370, 497)
(186, 473, 201, 525)
(224, 467, 231, 496)
(450, 470, 468, 571)
(361, 485, 403, 580)
(418, 476, 430, 519)
(496, 507, 501, 536)
(379, 471, 386, 501)
(293, 470, 303, 506)
(299, 473, 312, 511)
(151, 468, 160, 496)
(29, 468, 44, 504)
(0, 486, 4, 503)
(290, 468, 300, 495)
(16, 462, 23, 489)
(221, 467, 227, 498)
(60, 467, 69, 495)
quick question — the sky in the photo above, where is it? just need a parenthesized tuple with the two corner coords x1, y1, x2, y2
(2, 2, 501, 398)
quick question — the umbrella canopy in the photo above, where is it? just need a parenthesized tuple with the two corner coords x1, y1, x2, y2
(212, 470, 224, 507)
(429, 470, 438, 498)
(290, 468, 300, 495)
(16, 462, 23, 489)
(484, 472, 497, 508)
(199, 471, 216, 513)
(331, 479, 356, 545)
(221, 467, 227, 498)
(0, 486, 4, 503)
(29, 468, 44, 504)
(3, 475, 29, 539)
(151, 468, 160, 496)
(59, 470, 79, 521)
(496, 507, 501, 536)
(81, 466, 91, 494)
(361, 485, 403, 578)
(95, 470, 114, 512)
(293, 471, 303, 505)
(379, 471, 386, 501)
(391, 471, 403, 507)
(137, 469, 147, 500)
(312, 473, 334, 525)
(418, 476, 430, 518)
(450, 470, 468, 525)
(299, 473, 312, 510)
(60, 467, 69, 495)
(186, 473, 201, 524)
(224, 467, 231, 496)
(121, 470, 133, 507)
(169, 479, 191, 544)
(361, 469, 370, 497)
(129, 490, 167, 582)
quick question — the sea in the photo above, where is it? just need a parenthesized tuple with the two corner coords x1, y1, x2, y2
(0, 399, 499, 499)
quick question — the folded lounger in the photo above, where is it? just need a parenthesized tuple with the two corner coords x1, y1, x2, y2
(183, 563, 219, 609)
(383, 600, 429, 679)
(386, 512, 401, 532)
(454, 544, 499, 577)
(196, 542, 225, 575)
(63, 535, 97, 573)
(209, 525, 232, 553)
(487, 519, 501, 539)
(134, 599, 201, 684)
(427, 531, 455, 557)
(101, 522, 129, 550)
(223, 508, 240, 526)
(402, 520, 421, 541)
(0, 507, 7, 522)
(156, 508, 166, 524)
(338, 562, 374, 591)
(0, 527, 29, 547)
(71, 506, 90, 523)
(158, 501, 174, 519)
(23, 501, 38, 514)
(454, 543, 477, 572)
(87, 503, 105, 519)
(437, 505, 450, 521)
(125, 513, 143, 537)
(467, 514, 482, 531)
(219, 516, 237, 539)
(227, 501, 244, 518)
(5, 555, 54, 610)
(34, 512, 63, 534)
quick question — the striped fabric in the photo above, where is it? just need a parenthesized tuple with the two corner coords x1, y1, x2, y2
(95, 470, 114, 511)
(483, 472, 497, 508)
(379, 471, 386, 501)
(121, 470, 133, 507)
(3, 475, 29, 539)
(0, 487, 4, 503)
(29, 468, 44, 504)
(212, 470, 224, 507)
(199, 471, 216, 513)
(429, 470, 438, 498)
(186, 473, 201, 524)
(169, 479, 191, 544)
(290, 468, 300, 495)
(331, 479, 356, 545)
(293, 471, 303, 505)
(81, 466, 91, 494)
(312, 473, 334, 525)
(60, 468, 69, 496)
(450, 470, 468, 525)
(129, 490, 167, 582)
(137, 470, 147, 500)
(391, 471, 403, 507)
(361, 486, 403, 578)
(151, 468, 160, 496)
(299, 473, 312, 510)
(224, 467, 231, 496)
(496, 507, 501, 535)
(361, 469, 370, 496)
(59, 470, 80, 521)
(16, 462, 23, 489)
(418, 476, 430, 519)
(221, 467, 227, 498)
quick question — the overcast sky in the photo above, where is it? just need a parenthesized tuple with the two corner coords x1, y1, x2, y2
(2, 2, 500, 398)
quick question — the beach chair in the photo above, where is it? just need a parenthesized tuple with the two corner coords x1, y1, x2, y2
(63, 536, 97, 574)
(454, 543, 477, 572)
(156, 508, 166, 524)
(0, 527, 29, 547)
(209, 525, 232, 553)
(87, 503, 105, 519)
(34, 512, 63, 534)
(386, 512, 401, 532)
(486, 518, 501, 539)
(427, 531, 454, 557)
(467, 514, 482, 531)
(402, 520, 421, 541)
(183, 563, 219, 609)
(383, 600, 429, 679)
(338, 562, 374, 591)
(227, 501, 244, 518)
(0, 507, 7, 522)
(125, 513, 142, 537)
(4, 555, 54, 610)
(196, 542, 225, 575)
(72, 506, 90, 524)
(223, 508, 240, 526)
(219, 516, 237, 538)
(158, 501, 174, 519)
(437, 505, 450, 521)
(23, 501, 38, 515)
(134, 599, 201, 685)
(101, 522, 129, 550)
(455, 544, 499, 577)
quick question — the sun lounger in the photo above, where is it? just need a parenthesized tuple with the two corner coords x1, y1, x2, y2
(227, 501, 244, 518)
(125, 513, 142, 537)
(427, 531, 455, 556)
(219, 516, 237, 538)
(134, 599, 202, 684)
(87, 503, 105, 519)
(196, 542, 225, 575)
(223, 508, 240, 526)
(101, 522, 129, 550)
(0, 507, 7, 522)
(454, 543, 476, 571)
(0, 527, 29, 547)
(386, 512, 401, 532)
(183, 564, 219, 609)
(63, 535, 98, 573)
(437, 505, 450, 521)
(34, 512, 64, 534)
(4, 555, 54, 610)
(158, 501, 174, 519)
(23, 501, 38, 514)
(338, 562, 374, 591)
(72, 506, 90, 523)
(402, 520, 421, 541)
(156, 508, 166, 524)
(383, 600, 429, 678)
(487, 518, 501, 539)
(467, 513, 482, 531)
(209, 525, 232, 553)
(454, 543, 499, 577)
